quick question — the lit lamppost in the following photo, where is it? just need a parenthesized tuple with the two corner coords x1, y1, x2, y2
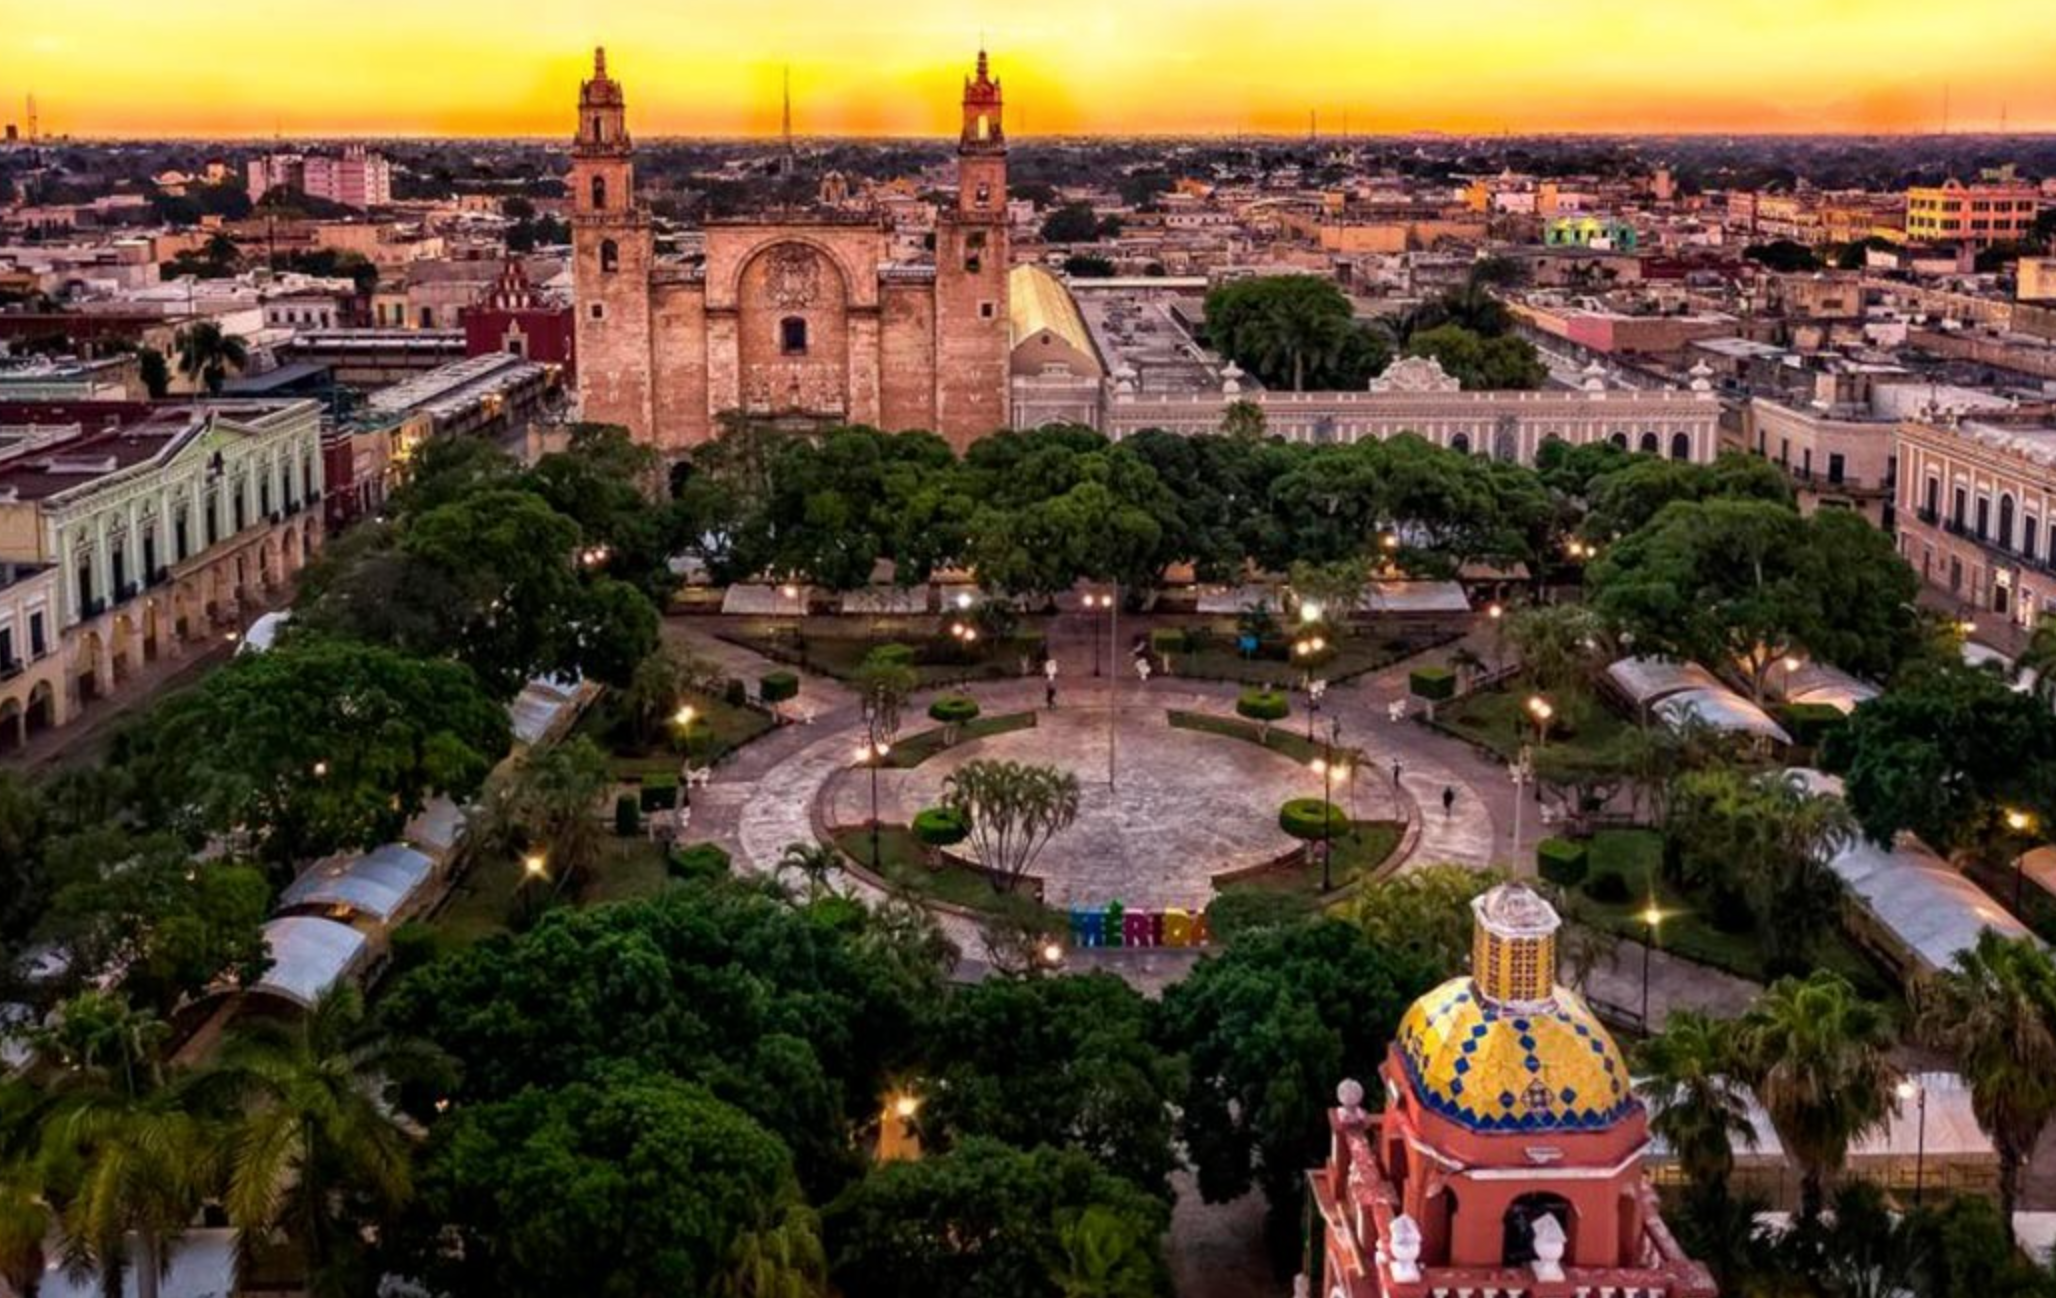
(1526, 695, 1555, 748)
(1508, 744, 1532, 867)
(1310, 721, 1349, 893)
(1082, 592, 1109, 676)
(673, 703, 697, 761)
(1897, 1077, 1929, 1207)
(1487, 601, 1505, 671)
(1639, 901, 1663, 1031)
(859, 694, 894, 871)
(2006, 808, 2037, 911)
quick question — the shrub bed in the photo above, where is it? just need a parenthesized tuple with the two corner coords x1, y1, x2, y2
(1537, 837, 1589, 887)
(928, 695, 982, 725)
(1409, 665, 1456, 702)
(760, 670, 800, 703)
(1278, 797, 1346, 841)
(1236, 688, 1290, 725)
(912, 805, 972, 849)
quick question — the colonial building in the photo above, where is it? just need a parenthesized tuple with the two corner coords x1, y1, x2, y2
(572, 47, 1012, 453)
(1896, 415, 2056, 635)
(1307, 884, 1715, 1298)
(0, 401, 325, 752)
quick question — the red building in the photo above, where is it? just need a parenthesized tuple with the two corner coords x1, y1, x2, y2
(461, 258, 576, 381)
(1307, 884, 1715, 1298)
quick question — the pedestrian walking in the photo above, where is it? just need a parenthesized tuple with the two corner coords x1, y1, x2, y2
(1442, 785, 1456, 817)
(1392, 759, 1404, 790)
(1046, 681, 1058, 710)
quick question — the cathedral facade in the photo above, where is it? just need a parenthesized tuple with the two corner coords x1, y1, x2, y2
(570, 48, 1012, 454)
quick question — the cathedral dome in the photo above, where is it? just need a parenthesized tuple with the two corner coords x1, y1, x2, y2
(1392, 884, 1637, 1134)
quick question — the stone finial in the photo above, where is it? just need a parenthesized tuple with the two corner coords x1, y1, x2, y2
(1530, 1213, 1567, 1281)
(1221, 360, 1244, 395)
(1337, 1077, 1366, 1118)
(594, 46, 607, 79)
(1388, 1214, 1423, 1284)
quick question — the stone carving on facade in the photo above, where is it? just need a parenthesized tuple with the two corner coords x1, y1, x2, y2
(1367, 355, 1461, 394)
(765, 244, 823, 310)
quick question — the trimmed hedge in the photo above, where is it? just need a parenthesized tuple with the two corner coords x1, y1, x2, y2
(928, 695, 982, 725)
(1279, 797, 1346, 841)
(760, 670, 800, 703)
(1778, 701, 1847, 748)
(1236, 688, 1291, 723)
(668, 843, 732, 881)
(640, 775, 679, 812)
(1537, 837, 1588, 887)
(912, 805, 972, 848)
(614, 794, 642, 837)
(1583, 870, 1631, 904)
(868, 643, 917, 668)
(724, 677, 750, 707)
(1150, 628, 1188, 654)
(1409, 666, 1457, 701)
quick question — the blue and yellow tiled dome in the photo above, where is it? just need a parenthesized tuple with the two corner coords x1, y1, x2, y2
(1393, 885, 1638, 1134)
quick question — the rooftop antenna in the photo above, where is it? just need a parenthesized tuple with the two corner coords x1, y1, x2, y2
(25, 93, 37, 144)
(1309, 108, 1317, 143)
(780, 64, 794, 176)
(1943, 83, 1951, 135)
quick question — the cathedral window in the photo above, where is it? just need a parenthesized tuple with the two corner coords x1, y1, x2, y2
(590, 303, 605, 320)
(591, 175, 607, 211)
(979, 302, 997, 320)
(781, 317, 809, 355)
(975, 183, 991, 207)
(591, 115, 602, 142)
(600, 239, 619, 273)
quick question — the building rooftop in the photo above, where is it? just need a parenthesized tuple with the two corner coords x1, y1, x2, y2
(0, 402, 302, 503)
(363, 352, 548, 422)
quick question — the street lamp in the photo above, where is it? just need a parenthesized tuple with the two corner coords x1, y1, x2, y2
(522, 851, 547, 880)
(1304, 674, 1328, 742)
(1311, 722, 1349, 893)
(1299, 599, 1324, 626)
(311, 760, 329, 778)
(2006, 808, 2037, 910)
(1897, 1077, 1928, 1206)
(1040, 940, 1065, 969)
(1508, 745, 1533, 866)
(1487, 602, 1506, 671)
(1639, 901, 1663, 1031)
(857, 736, 891, 870)
(1526, 695, 1555, 747)
(1082, 592, 1109, 676)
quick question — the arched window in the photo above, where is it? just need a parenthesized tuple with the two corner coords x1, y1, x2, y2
(591, 115, 602, 142)
(780, 317, 808, 355)
(1639, 431, 1659, 454)
(1450, 432, 1471, 455)
(600, 239, 619, 274)
(1670, 431, 1691, 461)
(590, 174, 607, 212)
(976, 113, 990, 142)
(1503, 1193, 1575, 1268)
(1999, 494, 2016, 549)
(1924, 477, 1940, 518)
(1609, 432, 1629, 450)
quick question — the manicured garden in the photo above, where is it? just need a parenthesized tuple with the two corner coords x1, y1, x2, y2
(1167, 708, 1360, 769)
(573, 685, 775, 782)
(1163, 622, 1459, 687)
(1436, 681, 1636, 762)
(1216, 819, 1404, 902)
(829, 824, 1061, 924)
(882, 711, 1037, 768)
(428, 836, 678, 949)
(720, 619, 1044, 686)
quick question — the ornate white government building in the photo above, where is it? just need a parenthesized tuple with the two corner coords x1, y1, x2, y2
(0, 400, 324, 751)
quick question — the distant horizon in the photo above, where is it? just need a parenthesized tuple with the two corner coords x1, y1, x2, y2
(11, 0, 2056, 140)
(23, 129, 2056, 148)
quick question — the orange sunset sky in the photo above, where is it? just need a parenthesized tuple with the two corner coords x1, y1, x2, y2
(6, 0, 2056, 139)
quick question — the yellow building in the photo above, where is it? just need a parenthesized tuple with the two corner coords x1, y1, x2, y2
(1906, 178, 2041, 248)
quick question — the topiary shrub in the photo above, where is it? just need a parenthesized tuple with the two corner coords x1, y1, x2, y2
(668, 842, 732, 881)
(1537, 837, 1589, 887)
(1151, 628, 1188, 655)
(1236, 688, 1290, 740)
(724, 677, 749, 707)
(760, 670, 799, 703)
(912, 805, 971, 850)
(868, 643, 917, 668)
(1409, 666, 1456, 702)
(928, 695, 981, 725)
(640, 774, 679, 812)
(615, 793, 642, 837)
(1582, 870, 1631, 904)
(1278, 797, 1346, 842)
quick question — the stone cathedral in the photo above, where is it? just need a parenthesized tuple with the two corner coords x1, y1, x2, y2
(570, 47, 1013, 454)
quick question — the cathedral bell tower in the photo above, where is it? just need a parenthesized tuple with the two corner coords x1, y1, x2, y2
(571, 47, 656, 441)
(933, 48, 1011, 450)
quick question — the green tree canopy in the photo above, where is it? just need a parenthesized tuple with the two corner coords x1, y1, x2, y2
(1403, 324, 1548, 391)
(1203, 276, 1391, 392)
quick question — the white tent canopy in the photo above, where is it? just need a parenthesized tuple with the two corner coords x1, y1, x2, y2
(37, 1227, 238, 1298)
(1196, 584, 1280, 615)
(1777, 661, 1881, 715)
(252, 917, 368, 1009)
(1653, 688, 1794, 745)
(280, 843, 435, 924)
(1360, 581, 1471, 615)
(1643, 1071, 1991, 1165)
(721, 583, 809, 616)
(1605, 656, 1725, 708)
(509, 677, 582, 747)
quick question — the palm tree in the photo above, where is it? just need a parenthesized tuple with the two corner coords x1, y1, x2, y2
(1917, 931, 2056, 1240)
(714, 1191, 825, 1298)
(173, 321, 248, 396)
(1052, 1205, 1158, 1298)
(1634, 1011, 1757, 1196)
(1736, 971, 1898, 1222)
(942, 759, 1082, 894)
(774, 841, 841, 907)
(0, 1083, 52, 1298)
(206, 986, 426, 1298)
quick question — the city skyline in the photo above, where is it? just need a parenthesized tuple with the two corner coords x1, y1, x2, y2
(10, 0, 2056, 139)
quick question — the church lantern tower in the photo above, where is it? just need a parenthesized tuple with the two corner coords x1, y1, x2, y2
(570, 47, 655, 440)
(1305, 884, 1716, 1298)
(932, 48, 1011, 450)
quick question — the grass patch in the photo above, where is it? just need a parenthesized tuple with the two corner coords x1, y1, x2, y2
(578, 838, 675, 906)
(1218, 820, 1404, 899)
(1564, 828, 1889, 997)
(429, 838, 676, 948)
(883, 712, 1037, 768)
(1168, 709, 1349, 766)
(1171, 629, 1458, 687)
(831, 825, 1060, 923)
(575, 687, 775, 781)
(1438, 685, 1636, 763)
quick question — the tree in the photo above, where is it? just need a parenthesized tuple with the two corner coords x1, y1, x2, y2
(1823, 661, 2056, 854)
(1503, 603, 1605, 697)
(136, 347, 171, 399)
(2016, 618, 2056, 704)
(1040, 202, 1102, 244)
(823, 1138, 1169, 1298)
(128, 638, 510, 865)
(1580, 452, 1793, 541)
(1062, 254, 1115, 279)
(1744, 240, 1822, 273)
(172, 320, 248, 394)
(1203, 276, 1389, 392)
(1635, 1011, 1757, 1196)
(1403, 324, 1547, 391)
(920, 973, 1183, 1196)
(774, 840, 841, 908)
(1916, 931, 2056, 1240)
(714, 1187, 827, 1298)
(853, 650, 918, 747)
(942, 761, 1082, 894)
(568, 576, 661, 689)
(1349, 865, 1498, 976)
(480, 736, 612, 890)
(1736, 971, 1897, 1222)
(207, 987, 426, 1298)
(1663, 767, 1853, 972)
(412, 1074, 802, 1298)
(1157, 919, 1434, 1268)
(1220, 399, 1266, 441)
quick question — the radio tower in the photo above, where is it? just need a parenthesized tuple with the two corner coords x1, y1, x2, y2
(780, 65, 795, 178)
(25, 94, 38, 144)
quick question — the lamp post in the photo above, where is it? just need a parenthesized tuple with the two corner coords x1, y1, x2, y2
(1487, 602, 1505, 671)
(1639, 901, 1662, 1032)
(1508, 744, 1532, 867)
(1302, 671, 1328, 742)
(859, 697, 893, 871)
(1896, 1077, 1928, 1206)
(1527, 694, 1555, 748)
(1310, 720, 1348, 893)
(2007, 808, 2036, 911)
(1082, 592, 1108, 676)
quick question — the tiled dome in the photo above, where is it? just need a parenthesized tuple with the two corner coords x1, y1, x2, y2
(1395, 976, 1638, 1134)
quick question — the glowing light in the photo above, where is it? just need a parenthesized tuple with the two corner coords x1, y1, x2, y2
(674, 705, 697, 727)
(1487, 603, 1503, 620)
(1526, 696, 1554, 721)
(2007, 809, 2035, 833)
(1641, 904, 1663, 929)
(1299, 600, 1323, 624)
(522, 852, 547, 878)
(955, 592, 973, 610)
(1041, 941, 1064, 966)
(893, 1093, 920, 1119)
(312, 760, 329, 777)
